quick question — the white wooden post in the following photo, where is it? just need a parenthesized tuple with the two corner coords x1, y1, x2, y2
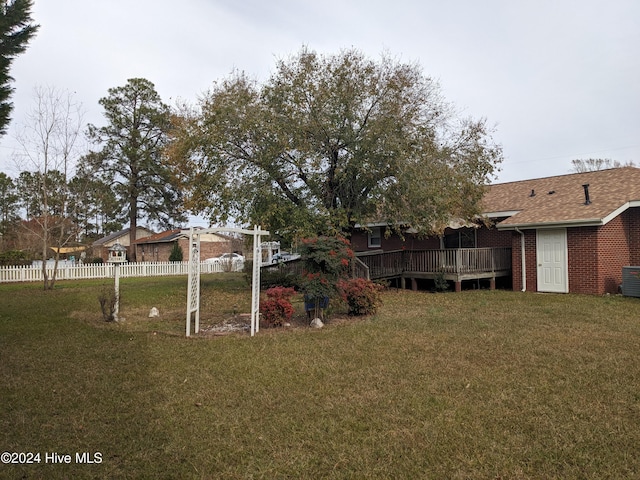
(113, 263, 120, 322)
(251, 225, 261, 336)
(185, 226, 268, 338)
(186, 227, 201, 337)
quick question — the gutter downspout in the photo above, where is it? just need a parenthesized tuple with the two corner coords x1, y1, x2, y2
(515, 227, 526, 292)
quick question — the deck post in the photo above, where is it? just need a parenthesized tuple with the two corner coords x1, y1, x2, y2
(490, 278, 496, 290)
(400, 276, 406, 289)
(454, 280, 462, 292)
(411, 277, 418, 291)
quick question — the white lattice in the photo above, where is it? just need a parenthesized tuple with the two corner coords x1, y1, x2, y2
(185, 226, 268, 337)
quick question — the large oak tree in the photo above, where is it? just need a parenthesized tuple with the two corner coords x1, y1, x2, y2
(171, 48, 502, 242)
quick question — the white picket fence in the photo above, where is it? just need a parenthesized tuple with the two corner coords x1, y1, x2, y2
(0, 261, 238, 283)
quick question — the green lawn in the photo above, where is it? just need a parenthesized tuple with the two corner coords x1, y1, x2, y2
(1, 275, 639, 479)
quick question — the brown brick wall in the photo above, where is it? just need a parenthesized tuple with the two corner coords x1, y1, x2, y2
(567, 226, 600, 294)
(350, 229, 440, 251)
(595, 214, 630, 294)
(351, 225, 508, 252)
(627, 208, 640, 265)
(567, 211, 640, 295)
(192, 239, 234, 261)
(511, 230, 537, 292)
(136, 239, 233, 262)
(510, 210, 640, 295)
(477, 226, 512, 248)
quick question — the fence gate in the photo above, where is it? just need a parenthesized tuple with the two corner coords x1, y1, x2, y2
(186, 226, 269, 337)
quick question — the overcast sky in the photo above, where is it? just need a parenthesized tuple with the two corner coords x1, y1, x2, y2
(1, 0, 638, 186)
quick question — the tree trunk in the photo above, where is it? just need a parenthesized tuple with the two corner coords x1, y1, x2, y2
(128, 198, 137, 262)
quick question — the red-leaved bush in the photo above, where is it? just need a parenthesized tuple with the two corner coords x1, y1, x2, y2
(260, 286, 296, 327)
(337, 278, 384, 316)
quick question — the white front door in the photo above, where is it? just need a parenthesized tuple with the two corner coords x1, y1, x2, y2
(537, 229, 568, 293)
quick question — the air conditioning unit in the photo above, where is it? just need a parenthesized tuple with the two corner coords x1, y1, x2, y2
(622, 266, 640, 297)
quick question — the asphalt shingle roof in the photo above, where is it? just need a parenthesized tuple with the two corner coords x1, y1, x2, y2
(483, 167, 640, 228)
(134, 229, 184, 244)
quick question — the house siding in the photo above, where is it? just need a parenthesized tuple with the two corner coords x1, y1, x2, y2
(477, 225, 512, 248)
(350, 225, 510, 252)
(137, 238, 233, 263)
(567, 227, 600, 294)
(511, 230, 537, 292)
(350, 230, 440, 251)
(510, 208, 640, 295)
(627, 208, 640, 266)
(93, 227, 155, 262)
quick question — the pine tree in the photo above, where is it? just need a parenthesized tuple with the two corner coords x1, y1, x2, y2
(0, 0, 39, 135)
(87, 78, 186, 261)
(168, 242, 183, 262)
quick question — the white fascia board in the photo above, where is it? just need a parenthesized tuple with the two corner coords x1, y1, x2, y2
(496, 218, 604, 230)
(353, 222, 393, 228)
(601, 201, 640, 225)
(482, 210, 520, 219)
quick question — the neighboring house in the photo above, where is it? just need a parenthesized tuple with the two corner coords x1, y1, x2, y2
(92, 227, 156, 262)
(352, 167, 640, 295)
(483, 167, 640, 295)
(134, 228, 240, 263)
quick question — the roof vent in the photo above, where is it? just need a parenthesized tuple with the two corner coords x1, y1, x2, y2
(529, 189, 536, 197)
(582, 184, 591, 205)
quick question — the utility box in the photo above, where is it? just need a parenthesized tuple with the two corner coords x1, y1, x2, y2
(621, 266, 640, 297)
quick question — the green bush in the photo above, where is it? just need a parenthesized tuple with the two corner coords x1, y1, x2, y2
(434, 270, 449, 292)
(0, 250, 30, 266)
(337, 278, 384, 316)
(169, 242, 184, 262)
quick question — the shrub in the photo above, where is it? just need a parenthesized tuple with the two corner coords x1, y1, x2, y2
(299, 235, 354, 311)
(169, 242, 184, 262)
(0, 250, 30, 266)
(434, 270, 449, 292)
(259, 286, 296, 327)
(337, 278, 384, 316)
(98, 287, 117, 322)
(261, 265, 302, 290)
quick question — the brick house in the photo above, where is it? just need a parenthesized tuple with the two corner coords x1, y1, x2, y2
(483, 167, 640, 295)
(134, 228, 241, 262)
(92, 227, 156, 262)
(351, 167, 640, 295)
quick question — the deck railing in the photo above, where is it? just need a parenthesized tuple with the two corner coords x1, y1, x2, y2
(261, 257, 371, 280)
(357, 247, 512, 280)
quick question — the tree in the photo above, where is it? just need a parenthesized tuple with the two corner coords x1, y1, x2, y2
(87, 78, 186, 261)
(571, 158, 636, 173)
(15, 169, 39, 217)
(0, 171, 19, 248)
(170, 48, 502, 242)
(168, 241, 183, 262)
(68, 158, 123, 240)
(14, 86, 85, 289)
(0, 0, 39, 135)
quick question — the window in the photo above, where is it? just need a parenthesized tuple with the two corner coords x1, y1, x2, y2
(368, 227, 382, 248)
(443, 228, 476, 249)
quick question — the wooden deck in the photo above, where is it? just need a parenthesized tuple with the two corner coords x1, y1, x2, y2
(356, 247, 512, 290)
(262, 247, 512, 291)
